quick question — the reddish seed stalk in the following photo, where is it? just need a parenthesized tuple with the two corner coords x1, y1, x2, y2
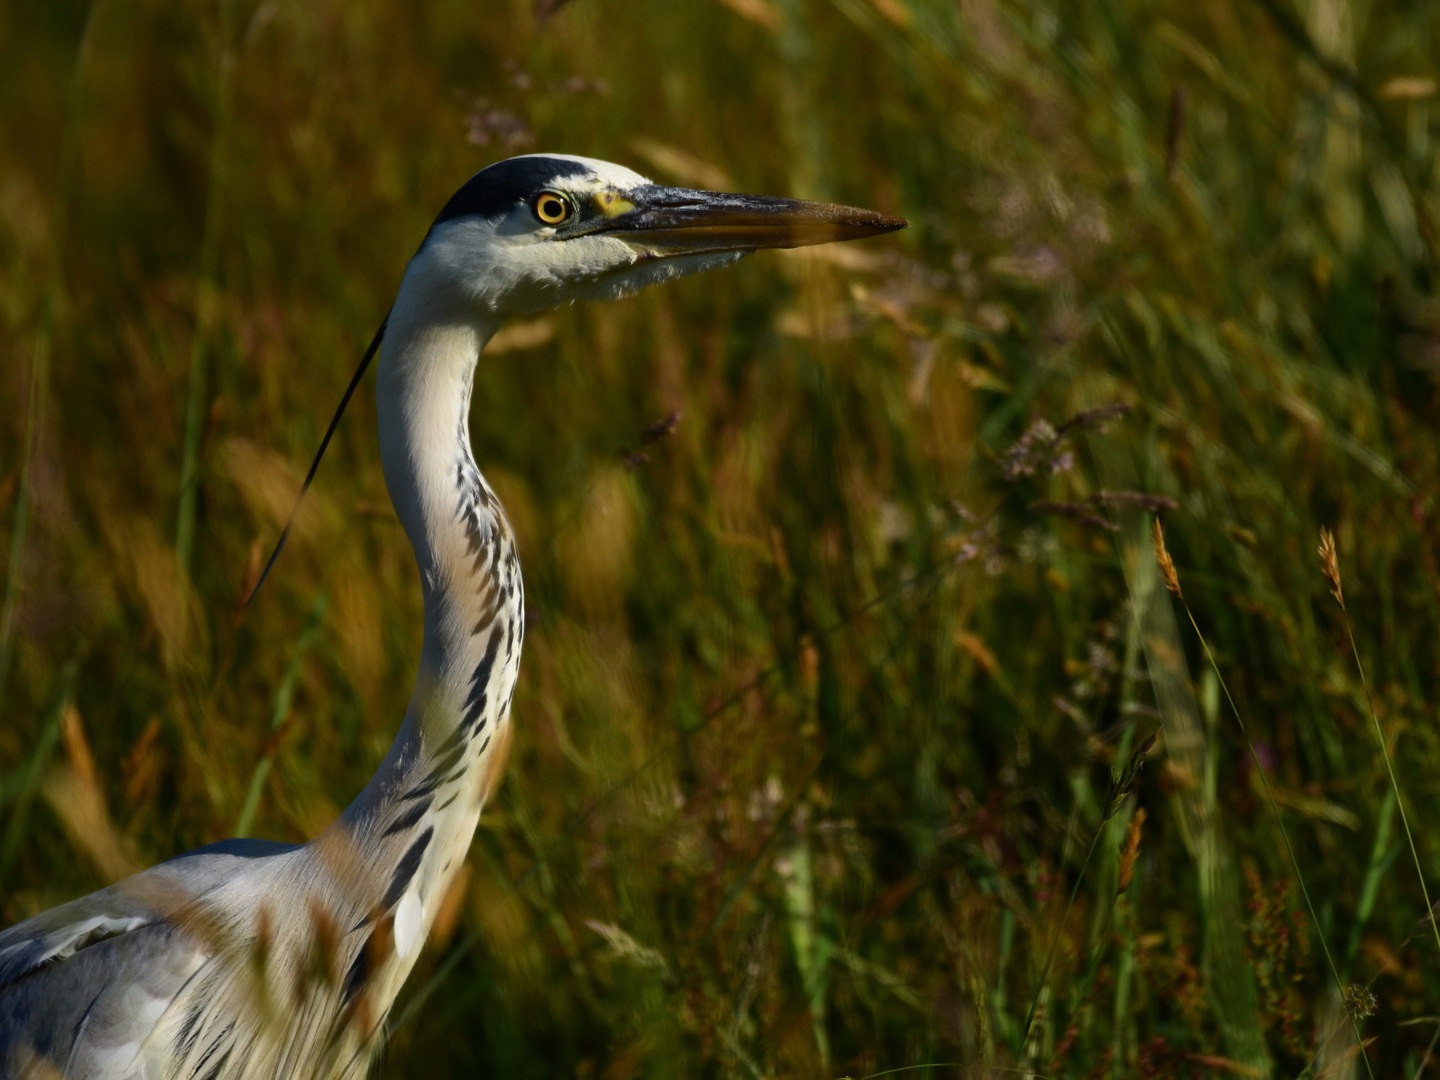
(1153, 519, 1376, 1078)
(1317, 526, 1440, 965)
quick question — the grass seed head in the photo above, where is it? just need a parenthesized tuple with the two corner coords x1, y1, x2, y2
(1318, 526, 1344, 609)
(1342, 983, 1377, 1020)
(1118, 807, 1147, 893)
(1105, 730, 1158, 820)
(1152, 519, 1182, 599)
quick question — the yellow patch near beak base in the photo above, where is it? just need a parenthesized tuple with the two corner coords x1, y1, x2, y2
(593, 191, 635, 218)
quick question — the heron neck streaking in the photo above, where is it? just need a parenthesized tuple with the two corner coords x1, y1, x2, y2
(343, 292, 518, 825)
(372, 299, 515, 766)
(338, 151, 907, 993)
(0, 152, 904, 1080)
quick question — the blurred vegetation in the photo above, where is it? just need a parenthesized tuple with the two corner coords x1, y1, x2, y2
(3, 0, 1440, 1075)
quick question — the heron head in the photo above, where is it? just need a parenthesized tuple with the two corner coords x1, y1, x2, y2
(411, 153, 907, 317)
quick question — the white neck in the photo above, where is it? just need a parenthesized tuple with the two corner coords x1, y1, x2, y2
(327, 253, 523, 969)
(374, 286, 519, 722)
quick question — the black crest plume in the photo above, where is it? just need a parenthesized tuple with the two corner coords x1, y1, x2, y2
(245, 314, 390, 607)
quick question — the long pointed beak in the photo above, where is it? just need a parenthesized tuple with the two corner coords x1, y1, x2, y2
(589, 185, 907, 254)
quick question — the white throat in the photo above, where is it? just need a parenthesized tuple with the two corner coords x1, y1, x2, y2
(331, 248, 524, 973)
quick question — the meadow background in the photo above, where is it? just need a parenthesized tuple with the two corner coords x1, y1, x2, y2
(2, 0, 1439, 1076)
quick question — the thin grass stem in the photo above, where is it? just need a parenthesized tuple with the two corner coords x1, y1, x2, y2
(1020, 825, 1103, 1049)
(175, 0, 239, 595)
(1339, 619, 1440, 962)
(851, 1062, 1060, 1079)
(1178, 603, 1374, 1079)
(0, 655, 80, 885)
(0, 0, 106, 708)
(1410, 1018, 1440, 1080)
(233, 592, 327, 837)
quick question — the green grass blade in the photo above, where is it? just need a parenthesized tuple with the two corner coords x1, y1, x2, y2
(233, 592, 327, 838)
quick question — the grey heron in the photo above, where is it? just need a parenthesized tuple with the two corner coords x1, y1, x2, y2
(0, 154, 904, 1079)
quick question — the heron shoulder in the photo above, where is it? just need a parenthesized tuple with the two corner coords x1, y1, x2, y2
(0, 837, 299, 992)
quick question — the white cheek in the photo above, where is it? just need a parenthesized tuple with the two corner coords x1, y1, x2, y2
(492, 207, 549, 239)
(421, 218, 749, 317)
(503, 236, 643, 314)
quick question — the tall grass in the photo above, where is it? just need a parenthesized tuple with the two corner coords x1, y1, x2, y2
(3, 0, 1440, 1075)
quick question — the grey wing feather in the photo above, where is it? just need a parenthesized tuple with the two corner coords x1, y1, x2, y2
(2, 921, 204, 1079)
(0, 840, 294, 991)
(0, 839, 297, 1078)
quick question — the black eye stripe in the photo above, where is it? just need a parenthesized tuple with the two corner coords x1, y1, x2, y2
(430, 156, 591, 227)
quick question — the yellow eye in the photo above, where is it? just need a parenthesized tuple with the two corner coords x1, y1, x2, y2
(534, 191, 571, 225)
